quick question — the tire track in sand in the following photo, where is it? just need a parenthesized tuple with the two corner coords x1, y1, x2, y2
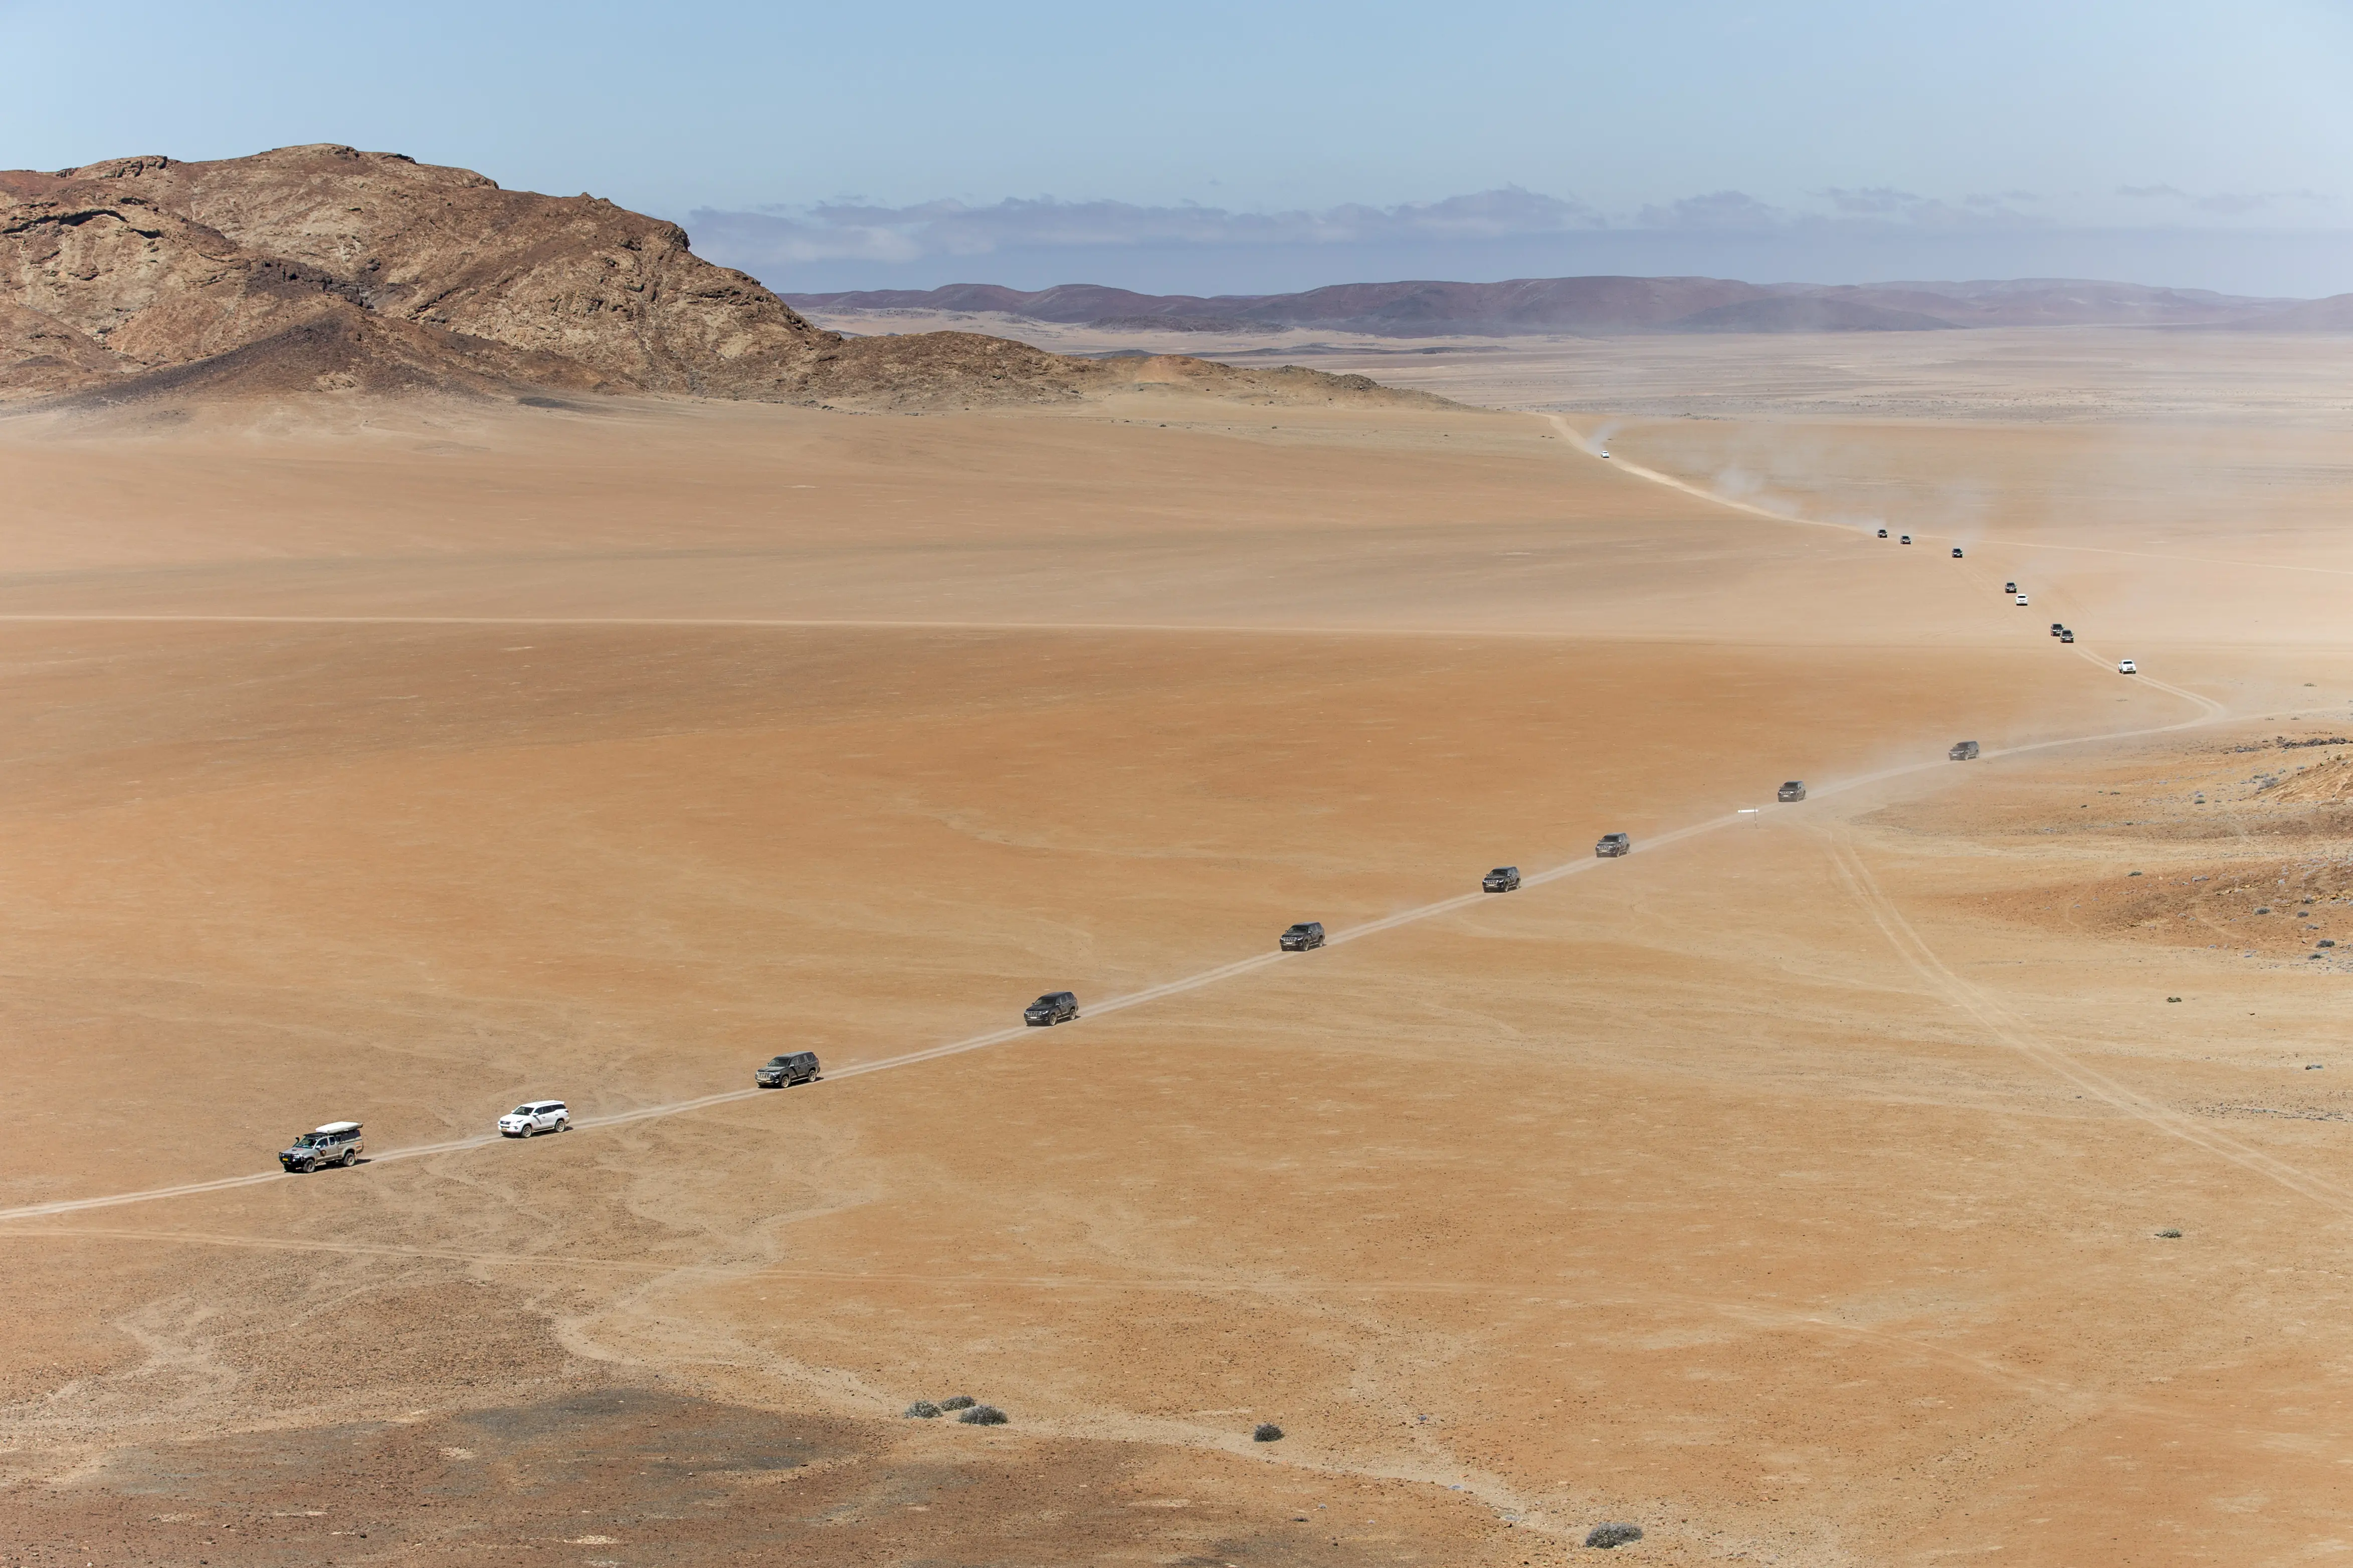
(1826, 832, 2353, 1215)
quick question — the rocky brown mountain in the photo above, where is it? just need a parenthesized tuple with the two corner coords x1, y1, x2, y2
(0, 146, 1425, 410)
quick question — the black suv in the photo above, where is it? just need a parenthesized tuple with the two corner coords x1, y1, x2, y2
(1024, 991, 1079, 1026)
(1594, 833, 1631, 858)
(756, 1051, 821, 1087)
(1777, 781, 1807, 802)
(1279, 922, 1326, 952)
(1482, 866, 1521, 892)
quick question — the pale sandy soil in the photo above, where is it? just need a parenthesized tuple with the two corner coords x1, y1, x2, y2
(1, 362, 2350, 1566)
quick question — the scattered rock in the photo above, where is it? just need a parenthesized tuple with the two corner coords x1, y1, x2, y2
(956, 1404, 1008, 1426)
(1586, 1522, 1644, 1548)
(2156, 1228, 2183, 1238)
(2167, 996, 2182, 1002)
(903, 1401, 941, 1419)
(1253, 1423, 1284, 1442)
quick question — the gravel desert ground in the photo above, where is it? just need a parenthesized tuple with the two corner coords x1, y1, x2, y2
(3, 341, 2351, 1565)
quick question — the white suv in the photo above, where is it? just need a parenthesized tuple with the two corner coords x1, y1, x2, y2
(497, 1100, 570, 1138)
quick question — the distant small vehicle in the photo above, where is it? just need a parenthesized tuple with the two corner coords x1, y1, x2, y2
(2015, 593, 2030, 606)
(1482, 866, 1521, 892)
(2050, 622, 2064, 636)
(1949, 740, 1981, 761)
(1778, 781, 1807, 802)
(1876, 528, 1888, 539)
(498, 1100, 569, 1137)
(1279, 921, 1326, 952)
(1951, 547, 1964, 558)
(2060, 629, 2074, 643)
(2118, 657, 2138, 675)
(280, 1121, 363, 1173)
(755, 1051, 820, 1088)
(1899, 534, 1912, 544)
(2004, 581, 2018, 594)
(1024, 991, 1080, 1027)
(1595, 832, 1631, 858)
(1598, 451, 1611, 460)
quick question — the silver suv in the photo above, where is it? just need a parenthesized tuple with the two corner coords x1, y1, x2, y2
(280, 1121, 364, 1172)
(1594, 832, 1631, 858)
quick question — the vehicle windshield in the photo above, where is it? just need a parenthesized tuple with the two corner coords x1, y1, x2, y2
(511, 1106, 534, 1116)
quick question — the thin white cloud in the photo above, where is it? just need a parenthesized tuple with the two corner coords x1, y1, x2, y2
(687, 182, 2349, 280)
(2115, 182, 2328, 216)
(695, 187, 1604, 267)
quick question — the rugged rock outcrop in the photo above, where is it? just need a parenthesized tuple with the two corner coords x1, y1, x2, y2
(0, 146, 1429, 411)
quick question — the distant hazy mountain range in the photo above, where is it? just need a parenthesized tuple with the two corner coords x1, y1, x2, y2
(788, 276, 2349, 336)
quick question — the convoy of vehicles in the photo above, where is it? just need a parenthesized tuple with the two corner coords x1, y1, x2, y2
(755, 1052, 821, 1087)
(274, 540, 2098, 1174)
(280, 1122, 364, 1172)
(1024, 991, 1080, 1026)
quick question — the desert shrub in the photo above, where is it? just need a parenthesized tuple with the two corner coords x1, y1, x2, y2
(2156, 1228, 2183, 1238)
(957, 1404, 1008, 1425)
(1585, 1522, 1644, 1549)
(939, 1395, 976, 1411)
(903, 1400, 941, 1419)
(1252, 1423, 1284, 1442)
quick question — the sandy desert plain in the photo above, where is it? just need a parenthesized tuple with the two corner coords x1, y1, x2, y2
(3, 327, 2352, 1567)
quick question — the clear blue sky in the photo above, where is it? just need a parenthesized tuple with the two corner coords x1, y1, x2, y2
(6, 0, 2350, 294)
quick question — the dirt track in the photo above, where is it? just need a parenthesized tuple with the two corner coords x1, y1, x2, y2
(4, 371, 2352, 1565)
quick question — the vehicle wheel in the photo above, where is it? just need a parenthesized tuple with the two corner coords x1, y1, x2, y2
(523, 1123, 536, 1137)
(341, 1149, 356, 1167)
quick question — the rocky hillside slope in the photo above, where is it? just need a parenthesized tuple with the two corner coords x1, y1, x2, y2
(0, 147, 1428, 410)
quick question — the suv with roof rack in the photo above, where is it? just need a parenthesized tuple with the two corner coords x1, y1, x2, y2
(280, 1121, 363, 1173)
